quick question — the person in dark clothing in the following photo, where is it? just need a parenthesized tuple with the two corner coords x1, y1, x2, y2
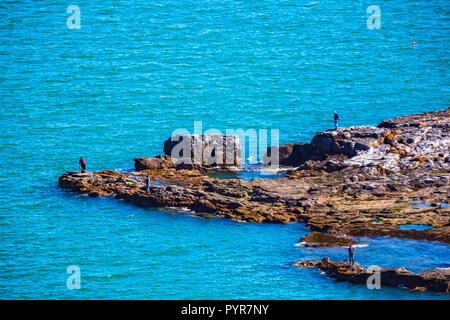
(348, 244, 355, 265)
(79, 157, 86, 173)
(334, 111, 340, 129)
(145, 176, 151, 193)
(130, 175, 151, 193)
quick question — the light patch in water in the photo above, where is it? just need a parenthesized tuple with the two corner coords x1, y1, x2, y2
(295, 242, 307, 247)
(116, 168, 135, 173)
(353, 244, 369, 248)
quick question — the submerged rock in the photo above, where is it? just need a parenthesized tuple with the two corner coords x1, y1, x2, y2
(293, 257, 450, 293)
(300, 232, 357, 247)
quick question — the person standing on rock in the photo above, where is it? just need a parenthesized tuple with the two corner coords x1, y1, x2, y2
(334, 111, 340, 129)
(79, 157, 86, 173)
(145, 176, 151, 193)
(130, 175, 151, 193)
(348, 244, 355, 265)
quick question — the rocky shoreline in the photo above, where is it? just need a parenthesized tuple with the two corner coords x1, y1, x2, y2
(59, 109, 450, 294)
(293, 258, 450, 293)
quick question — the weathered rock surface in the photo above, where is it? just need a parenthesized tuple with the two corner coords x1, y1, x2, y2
(163, 133, 241, 170)
(293, 257, 450, 293)
(264, 143, 312, 166)
(267, 109, 450, 173)
(300, 232, 356, 247)
(58, 164, 450, 243)
(59, 109, 450, 244)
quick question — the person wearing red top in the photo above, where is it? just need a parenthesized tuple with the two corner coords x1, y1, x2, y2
(79, 157, 86, 173)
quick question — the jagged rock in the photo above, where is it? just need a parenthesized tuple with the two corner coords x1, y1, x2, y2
(134, 155, 176, 171)
(310, 127, 377, 158)
(267, 109, 450, 173)
(163, 133, 241, 169)
(293, 258, 450, 293)
(264, 143, 312, 166)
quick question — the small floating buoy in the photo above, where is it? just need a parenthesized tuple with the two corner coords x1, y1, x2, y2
(412, 42, 415, 46)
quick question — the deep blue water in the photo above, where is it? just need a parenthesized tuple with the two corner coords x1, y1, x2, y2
(0, 1, 449, 299)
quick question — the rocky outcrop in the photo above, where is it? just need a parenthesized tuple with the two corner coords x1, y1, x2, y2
(293, 257, 450, 293)
(134, 155, 176, 171)
(59, 109, 450, 244)
(163, 133, 241, 170)
(58, 169, 299, 223)
(58, 165, 450, 243)
(267, 109, 450, 173)
(299, 232, 356, 247)
(57, 109, 450, 297)
(264, 143, 312, 166)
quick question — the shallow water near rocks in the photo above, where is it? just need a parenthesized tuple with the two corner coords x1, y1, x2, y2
(399, 224, 434, 231)
(204, 164, 287, 181)
(411, 203, 432, 208)
(1, 0, 449, 299)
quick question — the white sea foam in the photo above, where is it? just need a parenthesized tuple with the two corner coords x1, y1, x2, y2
(295, 242, 307, 247)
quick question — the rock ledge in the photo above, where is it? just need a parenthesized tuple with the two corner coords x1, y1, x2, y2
(293, 257, 450, 293)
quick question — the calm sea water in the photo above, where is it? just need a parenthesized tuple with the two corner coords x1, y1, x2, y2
(0, 1, 449, 299)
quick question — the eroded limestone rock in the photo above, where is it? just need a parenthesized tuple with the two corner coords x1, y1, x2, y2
(163, 133, 241, 170)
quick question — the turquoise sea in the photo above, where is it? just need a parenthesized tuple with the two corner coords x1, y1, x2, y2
(0, 1, 449, 299)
